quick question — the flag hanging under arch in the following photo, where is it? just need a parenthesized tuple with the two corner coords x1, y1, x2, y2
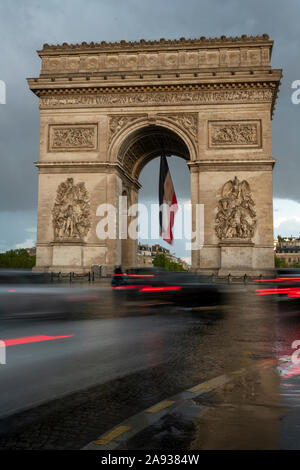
(159, 153, 178, 245)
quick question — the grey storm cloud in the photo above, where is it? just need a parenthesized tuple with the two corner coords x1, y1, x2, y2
(0, 0, 300, 245)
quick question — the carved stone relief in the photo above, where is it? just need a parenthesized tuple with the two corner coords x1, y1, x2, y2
(41, 45, 268, 74)
(109, 115, 144, 143)
(49, 124, 97, 151)
(52, 178, 91, 239)
(209, 120, 261, 148)
(160, 113, 198, 140)
(215, 176, 256, 240)
(40, 88, 273, 109)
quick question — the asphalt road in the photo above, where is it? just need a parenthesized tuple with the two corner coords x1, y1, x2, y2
(0, 285, 300, 449)
(0, 303, 219, 418)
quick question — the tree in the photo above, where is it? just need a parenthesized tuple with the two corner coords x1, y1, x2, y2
(274, 255, 288, 268)
(152, 253, 185, 271)
(0, 249, 36, 269)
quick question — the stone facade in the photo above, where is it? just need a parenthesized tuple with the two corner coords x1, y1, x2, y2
(27, 34, 281, 275)
(275, 238, 300, 266)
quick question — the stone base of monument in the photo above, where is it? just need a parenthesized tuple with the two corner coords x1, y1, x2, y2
(33, 239, 108, 274)
(217, 238, 275, 277)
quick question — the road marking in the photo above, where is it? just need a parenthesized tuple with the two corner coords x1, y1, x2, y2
(188, 382, 210, 393)
(94, 425, 131, 445)
(146, 400, 175, 413)
(231, 369, 245, 375)
(83, 359, 277, 450)
(188, 374, 227, 393)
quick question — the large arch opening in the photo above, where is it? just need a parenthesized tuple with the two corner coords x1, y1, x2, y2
(118, 125, 190, 180)
(117, 125, 191, 269)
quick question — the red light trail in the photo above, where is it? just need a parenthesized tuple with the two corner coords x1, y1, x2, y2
(0, 334, 74, 347)
(256, 287, 300, 297)
(254, 277, 300, 282)
(113, 274, 155, 277)
(139, 286, 182, 292)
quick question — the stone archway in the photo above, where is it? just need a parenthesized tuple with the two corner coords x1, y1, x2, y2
(112, 123, 192, 268)
(28, 34, 282, 275)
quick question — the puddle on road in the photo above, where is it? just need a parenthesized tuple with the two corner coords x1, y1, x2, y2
(190, 365, 283, 450)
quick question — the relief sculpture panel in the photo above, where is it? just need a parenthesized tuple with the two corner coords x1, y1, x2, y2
(215, 176, 256, 240)
(48, 124, 98, 151)
(208, 120, 261, 148)
(52, 178, 91, 239)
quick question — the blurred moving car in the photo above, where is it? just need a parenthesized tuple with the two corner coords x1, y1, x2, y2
(0, 270, 100, 317)
(112, 267, 222, 307)
(255, 268, 300, 300)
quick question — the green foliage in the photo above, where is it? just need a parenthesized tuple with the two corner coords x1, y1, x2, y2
(274, 255, 287, 268)
(152, 253, 185, 271)
(0, 249, 36, 269)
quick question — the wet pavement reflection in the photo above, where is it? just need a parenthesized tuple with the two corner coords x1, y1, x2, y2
(1, 280, 300, 449)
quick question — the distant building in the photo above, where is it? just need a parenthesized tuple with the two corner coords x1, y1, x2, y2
(137, 244, 153, 267)
(137, 243, 189, 270)
(275, 237, 300, 265)
(25, 247, 36, 257)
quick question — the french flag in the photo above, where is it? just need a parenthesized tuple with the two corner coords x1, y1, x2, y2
(159, 153, 178, 245)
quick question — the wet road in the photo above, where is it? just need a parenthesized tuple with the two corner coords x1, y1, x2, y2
(0, 283, 300, 449)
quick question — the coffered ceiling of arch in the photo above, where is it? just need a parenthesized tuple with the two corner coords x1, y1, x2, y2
(117, 126, 189, 178)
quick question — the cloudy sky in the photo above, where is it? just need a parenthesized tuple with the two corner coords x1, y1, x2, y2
(0, 0, 300, 260)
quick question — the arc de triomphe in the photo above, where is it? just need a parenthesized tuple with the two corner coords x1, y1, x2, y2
(27, 35, 281, 275)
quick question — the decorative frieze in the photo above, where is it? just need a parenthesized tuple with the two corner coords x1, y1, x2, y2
(40, 87, 274, 110)
(52, 178, 91, 239)
(208, 120, 261, 148)
(48, 124, 97, 151)
(215, 176, 256, 240)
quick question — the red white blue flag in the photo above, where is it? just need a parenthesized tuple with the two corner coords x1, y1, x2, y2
(159, 153, 178, 244)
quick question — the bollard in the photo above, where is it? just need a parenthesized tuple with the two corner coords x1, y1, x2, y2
(51, 272, 53, 282)
(88, 272, 91, 282)
(92, 271, 95, 282)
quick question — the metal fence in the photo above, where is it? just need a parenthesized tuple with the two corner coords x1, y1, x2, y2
(48, 270, 264, 285)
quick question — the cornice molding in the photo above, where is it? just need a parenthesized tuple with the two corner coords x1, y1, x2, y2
(35, 161, 141, 188)
(33, 81, 279, 96)
(188, 158, 276, 171)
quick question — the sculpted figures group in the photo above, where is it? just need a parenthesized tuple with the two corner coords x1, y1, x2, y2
(52, 178, 91, 239)
(211, 123, 258, 146)
(215, 176, 256, 240)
